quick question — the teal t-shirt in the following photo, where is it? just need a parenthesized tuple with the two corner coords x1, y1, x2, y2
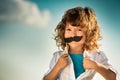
(69, 53, 85, 78)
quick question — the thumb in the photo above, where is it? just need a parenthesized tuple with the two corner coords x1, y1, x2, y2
(84, 53, 89, 58)
(85, 55, 89, 58)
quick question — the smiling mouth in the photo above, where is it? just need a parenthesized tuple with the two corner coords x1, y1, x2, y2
(64, 36, 83, 43)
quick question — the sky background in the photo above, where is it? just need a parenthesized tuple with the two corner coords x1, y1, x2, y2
(0, 0, 120, 80)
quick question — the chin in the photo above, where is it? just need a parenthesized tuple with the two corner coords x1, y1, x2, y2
(69, 42, 82, 47)
(69, 40, 85, 47)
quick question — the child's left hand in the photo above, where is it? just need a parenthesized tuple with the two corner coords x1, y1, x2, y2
(83, 57, 97, 70)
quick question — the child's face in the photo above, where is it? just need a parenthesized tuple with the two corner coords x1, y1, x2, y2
(64, 23, 86, 48)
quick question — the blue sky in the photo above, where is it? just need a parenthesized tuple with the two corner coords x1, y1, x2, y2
(0, 0, 120, 80)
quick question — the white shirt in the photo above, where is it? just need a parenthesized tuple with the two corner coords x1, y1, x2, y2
(44, 50, 120, 80)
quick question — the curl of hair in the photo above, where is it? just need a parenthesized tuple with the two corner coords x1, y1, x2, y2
(54, 7, 102, 51)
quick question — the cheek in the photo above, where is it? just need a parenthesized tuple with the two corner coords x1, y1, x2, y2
(64, 33, 67, 38)
(83, 36, 86, 41)
(77, 31, 86, 36)
(77, 32, 82, 36)
(79, 33, 86, 42)
(64, 31, 71, 38)
(81, 35, 86, 43)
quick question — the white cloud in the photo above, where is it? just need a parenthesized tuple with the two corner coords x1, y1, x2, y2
(0, 0, 51, 27)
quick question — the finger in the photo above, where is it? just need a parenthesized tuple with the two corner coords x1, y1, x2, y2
(84, 55, 91, 60)
(62, 54, 68, 57)
(84, 55, 89, 58)
(84, 52, 90, 58)
(64, 57, 69, 60)
(62, 54, 68, 56)
(83, 57, 88, 62)
(65, 58, 69, 63)
(84, 57, 88, 60)
(84, 58, 90, 62)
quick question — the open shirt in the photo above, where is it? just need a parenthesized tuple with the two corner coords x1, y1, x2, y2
(44, 50, 119, 80)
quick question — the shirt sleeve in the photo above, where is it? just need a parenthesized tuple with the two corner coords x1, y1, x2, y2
(43, 52, 58, 76)
(43, 51, 62, 80)
(99, 51, 120, 80)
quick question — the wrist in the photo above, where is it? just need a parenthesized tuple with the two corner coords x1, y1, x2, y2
(54, 64, 62, 72)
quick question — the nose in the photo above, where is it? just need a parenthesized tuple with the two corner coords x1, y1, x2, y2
(71, 30, 77, 37)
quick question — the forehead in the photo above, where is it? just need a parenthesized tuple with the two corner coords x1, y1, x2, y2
(66, 23, 82, 28)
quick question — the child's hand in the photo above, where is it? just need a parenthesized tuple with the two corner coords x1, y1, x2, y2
(83, 57, 97, 70)
(55, 54, 69, 70)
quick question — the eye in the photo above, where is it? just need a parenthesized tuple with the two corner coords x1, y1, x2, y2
(78, 29, 82, 31)
(66, 28, 71, 31)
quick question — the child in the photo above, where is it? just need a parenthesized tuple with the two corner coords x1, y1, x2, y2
(43, 7, 119, 80)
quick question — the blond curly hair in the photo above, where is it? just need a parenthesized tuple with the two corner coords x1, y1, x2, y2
(54, 7, 102, 51)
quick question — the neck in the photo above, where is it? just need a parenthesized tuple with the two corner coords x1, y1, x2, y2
(69, 46, 84, 54)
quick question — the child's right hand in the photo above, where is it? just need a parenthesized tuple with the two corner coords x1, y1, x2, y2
(55, 54, 69, 70)
(43, 54, 69, 80)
